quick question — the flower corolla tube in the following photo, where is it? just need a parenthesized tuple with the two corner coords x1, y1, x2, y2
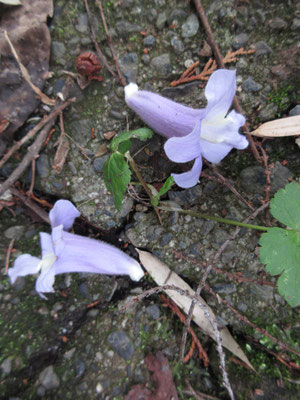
(8, 200, 144, 298)
(125, 69, 248, 188)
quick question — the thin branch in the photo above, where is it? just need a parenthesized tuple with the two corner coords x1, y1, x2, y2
(27, 158, 36, 197)
(192, 0, 261, 163)
(185, 379, 221, 400)
(10, 188, 50, 223)
(170, 49, 254, 87)
(179, 201, 269, 362)
(173, 250, 275, 288)
(0, 97, 75, 197)
(52, 112, 70, 174)
(5, 238, 15, 274)
(83, 0, 118, 80)
(126, 284, 235, 400)
(161, 294, 209, 366)
(127, 154, 162, 224)
(204, 160, 254, 211)
(95, 0, 126, 86)
(0, 100, 72, 169)
(206, 285, 300, 359)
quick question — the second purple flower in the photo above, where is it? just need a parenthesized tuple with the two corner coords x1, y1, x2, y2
(8, 200, 144, 298)
(125, 69, 248, 188)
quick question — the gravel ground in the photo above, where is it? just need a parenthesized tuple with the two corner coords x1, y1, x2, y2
(0, 0, 300, 399)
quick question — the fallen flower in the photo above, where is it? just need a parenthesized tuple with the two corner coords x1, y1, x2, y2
(8, 200, 144, 298)
(125, 69, 248, 188)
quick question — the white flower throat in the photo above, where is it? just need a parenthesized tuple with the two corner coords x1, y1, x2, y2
(38, 253, 57, 274)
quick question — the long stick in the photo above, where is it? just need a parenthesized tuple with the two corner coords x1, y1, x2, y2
(95, 0, 126, 86)
(193, 0, 261, 163)
(83, 0, 118, 80)
(0, 101, 73, 169)
(0, 98, 75, 197)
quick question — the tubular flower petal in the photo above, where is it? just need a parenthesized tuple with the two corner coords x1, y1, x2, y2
(125, 69, 248, 188)
(8, 200, 144, 298)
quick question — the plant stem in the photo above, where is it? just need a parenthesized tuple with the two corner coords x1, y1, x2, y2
(126, 153, 162, 224)
(158, 207, 270, 231)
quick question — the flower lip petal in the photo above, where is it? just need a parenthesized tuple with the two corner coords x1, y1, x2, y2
(7, 254, 41, 284)
(164, 120, 202, 163)
(49, 199, 80, 231)
(200, 139, 233, 164)
(35, 261, 56, 298)
(171, 156, 203, 188)
(204, 69, 236, 120)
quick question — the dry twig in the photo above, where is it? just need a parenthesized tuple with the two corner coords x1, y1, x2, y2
(3, 30, 55, 106)
(83, 0, 118, 80)
(52, 112, 70, 174)
(173, 250, 275, 288)
(27, 158, 36, 197)
(161, 294, 209, 366)
(171, 49, 254, 87)
(128, 284, 235, 400)
(0, 96, 75, 198)
(95, 0, 126, 86)
(206, 286, 300, 359)
(203, 160, 255, 211)
(5, 238, 15, 274)
(185, 379, 221, 400)
(10, 188, 50, 223)
(192, 0, 261, 163)
(179, 201, 269, 364)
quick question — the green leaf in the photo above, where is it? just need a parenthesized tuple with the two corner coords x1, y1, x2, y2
(110, 128, 153, 152)
(102, 152, 131, 212)
(118, 140, 132, 154)
(151, 176, 175, 207)
(259, 228, 300, 307)
(259, 182, 300, 307)
(270, 181, 300, 230)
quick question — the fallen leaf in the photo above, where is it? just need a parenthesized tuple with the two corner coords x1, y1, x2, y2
(52, 136, 70, 174)
(125, 351, 178, 400)
(137, 249, 253, 370)
(0, 0, 53, 138)
(94, 143, 108, 158)
(250, 116, 300, 137)
(104, 131, 116, 140)
(0, 0, 22, 5)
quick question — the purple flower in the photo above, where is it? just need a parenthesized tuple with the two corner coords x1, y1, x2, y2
(8, 200, 144, 298)
(125, 69, 248, 188)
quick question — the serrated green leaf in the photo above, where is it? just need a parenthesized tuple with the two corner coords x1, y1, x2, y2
(102, 152, 131, 211)
(152, 176, 175, 207)
(259, 228, 300, 307)
(110, 128, 153, 152)
(118, 140, 132, 154)
(270, 182, 300, 230)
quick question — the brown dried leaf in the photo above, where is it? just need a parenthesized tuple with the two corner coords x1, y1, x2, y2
(250, 116, 300, 137)
(104, 131, 116, 140)
(137, 249, 253, 370)
(94, 143, 108, 158)
(125, 351, 178, 400)
(52, 137, 70, 174)
(0, 0, 53, 139)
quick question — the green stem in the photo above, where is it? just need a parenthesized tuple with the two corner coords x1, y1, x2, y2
(126, 153, 162, 224)
(157, 207, 270, 231)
